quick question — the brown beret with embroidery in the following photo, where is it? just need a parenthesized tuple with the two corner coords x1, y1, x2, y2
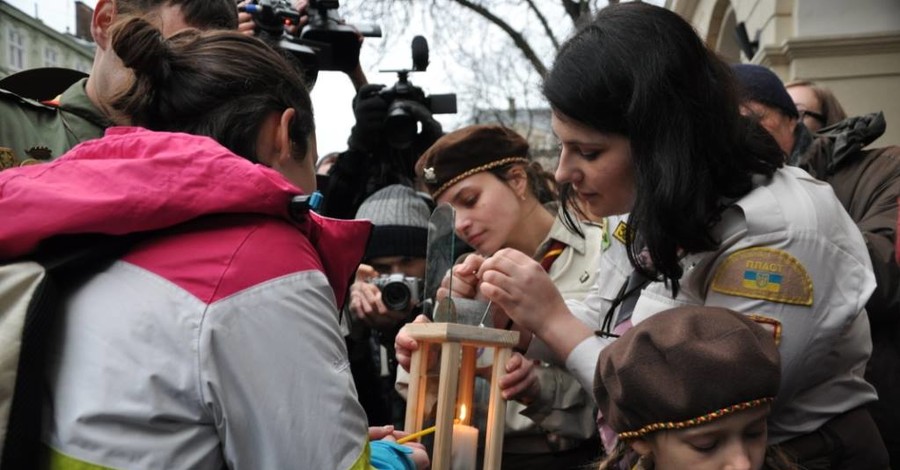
(415, 124, 529, 199)
(594, 306, 781, 440)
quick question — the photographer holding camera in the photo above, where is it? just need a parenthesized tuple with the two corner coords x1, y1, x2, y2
(237, 0, 371, 89)
(348, 184, 433, 427)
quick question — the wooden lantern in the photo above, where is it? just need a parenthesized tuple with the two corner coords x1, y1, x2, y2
(403, 322, 520, 470)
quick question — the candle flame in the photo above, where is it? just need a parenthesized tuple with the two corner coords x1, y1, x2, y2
(459, 404, 468, 421)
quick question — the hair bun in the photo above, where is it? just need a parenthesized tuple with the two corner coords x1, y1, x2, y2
(111, 17, 172, 85)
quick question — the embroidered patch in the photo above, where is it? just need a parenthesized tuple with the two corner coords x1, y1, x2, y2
(0, 147, 16, 170)
(747, 314, 782, 346)
(711, 248, 813, 306)
(612, 220, 629, 244)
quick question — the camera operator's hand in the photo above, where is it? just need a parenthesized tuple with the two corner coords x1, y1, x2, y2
(283, 0, 311, 35)
(236, 1, 256, 35)
(237, 0, 311, 36)
(347, 84, 389, 153)
(349, 264, 408, 331)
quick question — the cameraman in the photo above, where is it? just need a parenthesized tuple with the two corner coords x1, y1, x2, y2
(349, 184, 432, 427)
(319, 84, 443, 219)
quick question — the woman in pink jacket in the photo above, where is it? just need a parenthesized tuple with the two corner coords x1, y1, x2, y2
(0, 18, 426, 470)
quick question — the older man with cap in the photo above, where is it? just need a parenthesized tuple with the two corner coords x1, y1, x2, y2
(734, 64, 900, 466)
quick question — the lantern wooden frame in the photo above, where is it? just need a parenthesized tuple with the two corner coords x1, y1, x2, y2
(403, 322, 520, 470)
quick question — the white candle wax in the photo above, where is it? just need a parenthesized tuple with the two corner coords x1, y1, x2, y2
(451, 423, 479, 470)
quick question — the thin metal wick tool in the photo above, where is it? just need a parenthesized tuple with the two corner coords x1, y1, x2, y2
(478, 300, 493, 327)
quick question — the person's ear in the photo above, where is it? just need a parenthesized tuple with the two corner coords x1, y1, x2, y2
(91, 0, 117, 50)
(629, 438, 653, 457)
(506, 165, 528, 200)
(274, 107, 298, 166)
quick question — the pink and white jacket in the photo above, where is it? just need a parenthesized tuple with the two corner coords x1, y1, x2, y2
(0, 127, 393, 469)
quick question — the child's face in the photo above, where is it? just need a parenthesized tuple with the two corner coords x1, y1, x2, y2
(633, 405, 770, 470)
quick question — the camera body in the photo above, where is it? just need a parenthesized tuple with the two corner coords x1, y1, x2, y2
(378, 36, 457, 149)
(240, 0, 381, 85)
(368, 273, 423, 311)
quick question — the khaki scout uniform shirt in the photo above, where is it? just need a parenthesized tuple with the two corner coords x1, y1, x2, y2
(0, 78, 109, 169)
(565, 166, 877, 445)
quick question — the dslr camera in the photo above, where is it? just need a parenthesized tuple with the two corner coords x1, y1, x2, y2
(369, 273, 423, 311)
(378, 36, 457, 149)
(239, 0, 380, 85)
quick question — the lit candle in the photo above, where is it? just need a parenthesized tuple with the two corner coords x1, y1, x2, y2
(451, 404, 478, 470)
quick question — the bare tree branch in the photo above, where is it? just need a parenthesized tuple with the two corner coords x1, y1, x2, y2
(525, 0, 561, 51)
(451, 0, 548, 78)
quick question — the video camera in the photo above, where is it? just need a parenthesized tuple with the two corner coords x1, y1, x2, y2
(239, 0, 381, 86)
(368, 273, 423, 311)
(378, 36, 457, 149)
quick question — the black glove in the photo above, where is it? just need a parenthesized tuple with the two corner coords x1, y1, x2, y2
(347, 84, 388, 153)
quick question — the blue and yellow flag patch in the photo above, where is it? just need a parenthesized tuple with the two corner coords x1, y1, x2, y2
(711, 247, 813, 306)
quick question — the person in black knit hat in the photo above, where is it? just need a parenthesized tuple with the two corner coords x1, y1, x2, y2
(347, 184, 433, 428)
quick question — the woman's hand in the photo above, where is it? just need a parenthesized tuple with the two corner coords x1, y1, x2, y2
(478, 248, 568, 335)
(395, 314, 432, 372)
(436, 253, 486, 301)
(499, 352, 541, 403)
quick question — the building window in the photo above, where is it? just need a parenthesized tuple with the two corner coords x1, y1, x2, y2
(8, 28, 25, 71)
(44, 46, 59, 67)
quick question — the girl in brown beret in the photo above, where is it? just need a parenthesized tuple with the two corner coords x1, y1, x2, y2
(432, 2, 887, 469)
(395, 124, 609, 468)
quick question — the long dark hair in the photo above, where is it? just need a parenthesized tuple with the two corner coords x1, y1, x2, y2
(543, 2, 782, 293)
(110, 17, 314, 163)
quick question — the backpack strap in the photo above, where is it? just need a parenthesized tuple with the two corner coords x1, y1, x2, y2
(1, 233, 143, 470)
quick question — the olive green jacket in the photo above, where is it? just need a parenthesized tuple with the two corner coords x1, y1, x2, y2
(0, 78, 110, 169)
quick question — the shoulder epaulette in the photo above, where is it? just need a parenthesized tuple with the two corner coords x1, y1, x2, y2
(0, 87, 57, 112)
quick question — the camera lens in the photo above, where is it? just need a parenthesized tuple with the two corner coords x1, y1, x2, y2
(381, 281, 411, 311)
(384, 103, 417, 149)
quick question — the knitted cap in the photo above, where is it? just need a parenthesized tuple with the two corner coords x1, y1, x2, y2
(415, 124, 529, 199)
(355, 185, 430, 260)
(732, 64, 799, 119)
(594, 306, 780, 440)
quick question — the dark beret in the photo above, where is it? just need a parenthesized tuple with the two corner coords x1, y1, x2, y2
(415, 124, 530, 199)
(594, 306, 781, 440)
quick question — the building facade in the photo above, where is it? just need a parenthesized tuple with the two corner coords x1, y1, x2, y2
(0, 0, 94, 79)
(667, 0, 900, 146)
